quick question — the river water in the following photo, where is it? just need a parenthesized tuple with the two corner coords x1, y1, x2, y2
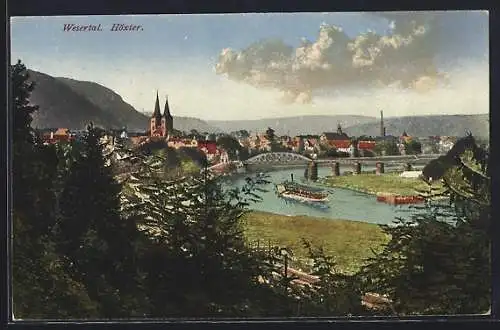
(227, 164, 425, 225)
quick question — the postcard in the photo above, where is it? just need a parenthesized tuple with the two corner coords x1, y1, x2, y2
(9, 11, 491, 320)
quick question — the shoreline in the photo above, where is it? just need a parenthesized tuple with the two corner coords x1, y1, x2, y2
(316, 173, 446, 198)
(242, 210, 389, 274)
(318, 177, 379, 196)
(246, 208, 379, 225)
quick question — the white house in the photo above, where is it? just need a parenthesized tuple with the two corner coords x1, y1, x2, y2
(439, 138, 455, 153)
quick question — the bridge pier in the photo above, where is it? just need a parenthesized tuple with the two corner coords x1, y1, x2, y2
(332, 161, 340, 176)
(376, 162, 385, 175)
(306, 161, 318, 181)
(353, 161, 361, 175)
(404, 162, 413, 171)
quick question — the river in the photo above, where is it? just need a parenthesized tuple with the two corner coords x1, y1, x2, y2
(227, 164, 425, 225)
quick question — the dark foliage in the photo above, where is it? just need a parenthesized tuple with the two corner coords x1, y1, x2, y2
(361, 134, 490, 315)
(12, 60, 491, 319)
(11, 60, 100, 318)
(216, 134, 242, 160)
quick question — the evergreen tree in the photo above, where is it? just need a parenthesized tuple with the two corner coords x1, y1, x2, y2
(56, 123, 149, 317)
(360, 134, 490, 315)
(298, 241, 365, 316)
(120, 151, 286, 316)
(11, 60, 99, 318)
(265, 127, 276, 141)
(11, 60, 38, 147)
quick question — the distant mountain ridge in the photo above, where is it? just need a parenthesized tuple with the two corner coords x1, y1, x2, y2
(28, 70, 120, 130)
(26, 69, 489, 138)
(55, 76, 148, 130)
(344, 114, 489, 138)
(141, 113, 222, 133)
(207, 115, 376, 136)
(207, 114, 489, 138)
(27, 70, 220, 132)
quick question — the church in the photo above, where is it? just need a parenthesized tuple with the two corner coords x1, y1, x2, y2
(150, 91, 174, 137)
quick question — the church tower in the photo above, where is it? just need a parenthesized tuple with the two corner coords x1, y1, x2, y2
(163, 95, 174, 135)
(149, 92, 174, 138)
(150, 91, 162, 136)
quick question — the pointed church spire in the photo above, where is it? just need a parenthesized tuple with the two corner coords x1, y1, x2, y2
(163, 94, 172, 117)
(163, 94, 174, 134)
(152, 90, 161, 119)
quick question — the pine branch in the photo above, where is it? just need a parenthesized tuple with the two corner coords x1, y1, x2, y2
(442, 176, 489, 207)
(457, 157, 490, 181)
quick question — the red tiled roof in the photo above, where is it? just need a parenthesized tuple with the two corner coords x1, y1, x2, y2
(358, 141, 376, 150)
(323, 132, 350, 140)
(198, 141, 217, 154)
(330, 140, 351, 149)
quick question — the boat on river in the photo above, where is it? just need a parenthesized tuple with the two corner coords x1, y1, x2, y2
(275, 180, 329, 203)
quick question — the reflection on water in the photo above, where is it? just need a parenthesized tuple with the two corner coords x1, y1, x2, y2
(279, 195, 331, 212)
(227, 164, 423, 225)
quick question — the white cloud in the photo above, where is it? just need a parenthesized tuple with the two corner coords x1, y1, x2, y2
(13, 52, 488, 121)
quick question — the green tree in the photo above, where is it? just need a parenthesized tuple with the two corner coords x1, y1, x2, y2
(179, 146, 208, 168)
(120, 154, 286, 316)
(239, 130, 250, 138)
(361, 134, 490, 315)
(216, 134, 242, 160)
(11, 60, 38, 146)
(11, 60, 99, 318)
(404, 140, 422, 155)
(374, 140, 400, 156)
(265, 127, 276, 141)
(190, 129, 201, 139)
(298, 240, 365, 316)
(56, 123, 149, 317)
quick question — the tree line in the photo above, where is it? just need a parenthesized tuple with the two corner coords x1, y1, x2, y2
(11, 60, 491, 319)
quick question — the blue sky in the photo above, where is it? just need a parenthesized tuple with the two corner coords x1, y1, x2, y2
(10, 12, 489, 121)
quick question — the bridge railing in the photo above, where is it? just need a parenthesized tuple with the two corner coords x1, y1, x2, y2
(243, 152, 443, 165)
(245, 152, 312, 164)
(315, 153, 443, 162)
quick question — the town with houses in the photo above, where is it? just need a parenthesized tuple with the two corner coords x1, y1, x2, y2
(11, 10, 491, 318)
(38, 92, 459, 167)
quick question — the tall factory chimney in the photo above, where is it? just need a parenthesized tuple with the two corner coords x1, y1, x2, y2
(380, 110, 385, 137)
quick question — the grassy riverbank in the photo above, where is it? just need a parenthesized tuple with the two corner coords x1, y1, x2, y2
(242, 211, 389, 274)
(319, 172, 444, 196)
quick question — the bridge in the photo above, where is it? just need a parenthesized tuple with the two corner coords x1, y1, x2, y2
(243, 152, 443, 167)
(245, 152, 312, 165)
